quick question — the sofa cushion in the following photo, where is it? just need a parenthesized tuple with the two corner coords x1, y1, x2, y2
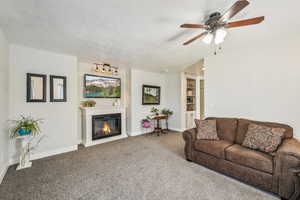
(225, 144, 273, 174)
(206, 117, 238, 142)
(236, 119, 293, 145)
(194, 140, 233, 159)
(242, 123, 285, 153)
(194, 119, 219, 140)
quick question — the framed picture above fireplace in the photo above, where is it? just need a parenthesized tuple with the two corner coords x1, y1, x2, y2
(84, 74, 121, 98)
(142, 85, 160, 105)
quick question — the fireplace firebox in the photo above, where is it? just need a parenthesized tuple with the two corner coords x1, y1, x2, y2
(92, 113, 121, 140)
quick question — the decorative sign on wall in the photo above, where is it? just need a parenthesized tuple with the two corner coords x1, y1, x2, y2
(93, 63, 118, 75)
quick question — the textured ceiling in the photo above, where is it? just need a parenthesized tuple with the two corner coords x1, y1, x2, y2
(0, 0, 299, 72)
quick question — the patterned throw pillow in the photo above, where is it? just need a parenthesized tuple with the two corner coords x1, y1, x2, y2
(194, 119, 219, 140)
(242, 123, 285, 153)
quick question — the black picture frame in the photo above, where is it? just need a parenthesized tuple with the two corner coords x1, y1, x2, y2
(84, 74, 121, 98)
(26, 73, 47, 102)
(50, 75, 67, 102)
(142, 85, 161, 105)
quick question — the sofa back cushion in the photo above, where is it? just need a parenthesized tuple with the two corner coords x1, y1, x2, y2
(236, 119, 293, 145)
(242, 123, 285, 153)
(194, 119, 219, 140)
(205, 117, 238, 142)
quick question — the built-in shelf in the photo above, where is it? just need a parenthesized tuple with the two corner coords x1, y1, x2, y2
(186, 78, 196, 112)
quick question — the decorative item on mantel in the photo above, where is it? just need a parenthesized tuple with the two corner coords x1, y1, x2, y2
(9, 115, 44, 170)
(93, 63, 118, 75)
(81, 100, 96, 107)
(112, 99, 121, 106)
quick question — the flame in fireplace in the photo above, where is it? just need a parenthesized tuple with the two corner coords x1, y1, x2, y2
(102, 122, 111, 135)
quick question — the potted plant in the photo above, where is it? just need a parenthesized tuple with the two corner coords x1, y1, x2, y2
(10, 115, 43, 137)
(81, 100, 96, 107)
(161, 108, 173, 117)
(150, 107, 159, 116)
(161, 108, 174, 131)
(141, 118, 151, 128)
(9, 116, 44, 170)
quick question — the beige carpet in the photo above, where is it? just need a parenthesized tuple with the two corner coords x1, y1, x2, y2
(0, 132, 279, 200)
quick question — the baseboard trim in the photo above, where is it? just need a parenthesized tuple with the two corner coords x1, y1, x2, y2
(0, 163, 9, 184)
(129, 128, 184, 136)
(169, 128, 185, 132)
(129, 131, 145, 136)
(9, 145, 78, 165)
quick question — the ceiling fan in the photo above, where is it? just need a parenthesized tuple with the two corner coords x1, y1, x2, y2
(180, 0, 265, 46)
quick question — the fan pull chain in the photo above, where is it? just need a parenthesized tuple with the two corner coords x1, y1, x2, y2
(214, 45, 223, 55)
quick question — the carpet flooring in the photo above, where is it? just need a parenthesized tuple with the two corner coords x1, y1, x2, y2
(0, 132, 279, 200)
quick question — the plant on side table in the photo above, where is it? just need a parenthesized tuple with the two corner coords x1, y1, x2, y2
(10, 115, 44, 170)
(161, 108, 173, 117)
(161, 108, 174, 131)
(150, 107, 159, 116)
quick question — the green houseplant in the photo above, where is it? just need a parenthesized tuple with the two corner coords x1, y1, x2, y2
(161, 108, 173, 116)
(161, 108, 173, 131)
(10, 115, 43, 138)
(141, 118, 151, 128)
(150, 107, 159, 115)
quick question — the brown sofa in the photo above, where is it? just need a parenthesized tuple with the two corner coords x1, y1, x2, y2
(183, 118, 300, 200)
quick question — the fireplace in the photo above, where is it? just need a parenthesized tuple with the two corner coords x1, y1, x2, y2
(92, 113, 121, 140)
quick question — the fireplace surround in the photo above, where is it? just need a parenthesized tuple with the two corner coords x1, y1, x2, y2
(81, 105, 127, 147)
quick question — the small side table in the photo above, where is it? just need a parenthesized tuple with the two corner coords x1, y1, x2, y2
(16, 135, 33, 170)
(151, 115, 168, 136)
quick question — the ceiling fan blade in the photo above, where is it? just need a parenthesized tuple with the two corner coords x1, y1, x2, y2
(226, 16, 265, 28)
(180, 24, 209, 29)
(183, 32, 208, 46)
(220, 0, 250, 22)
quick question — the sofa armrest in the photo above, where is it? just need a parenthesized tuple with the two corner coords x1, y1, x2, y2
(277, 138, 300, 158)
(182, 128, 197, 161)
(183, 128, 197, 142)
(274, 138, 300, 199)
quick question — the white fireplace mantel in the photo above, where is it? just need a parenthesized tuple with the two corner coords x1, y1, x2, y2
(80, 105, 128, 147)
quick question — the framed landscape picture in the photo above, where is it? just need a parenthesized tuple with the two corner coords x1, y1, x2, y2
(84, 74, 121, 98)
(142, 85, 160, 105)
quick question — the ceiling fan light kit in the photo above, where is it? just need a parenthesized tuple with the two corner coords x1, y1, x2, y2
(180, 0, 265, 47)
(215, 28, 227, 45)
(202, 33, 213, 44)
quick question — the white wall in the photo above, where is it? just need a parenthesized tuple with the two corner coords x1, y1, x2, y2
(206, 38, 300, 139)
(9, 45, 78, 163)
(77, 62, 128, 141)
(165, 73, 182, 131)
(0, 27, 9, 183)
(129, 69, 167, 136)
